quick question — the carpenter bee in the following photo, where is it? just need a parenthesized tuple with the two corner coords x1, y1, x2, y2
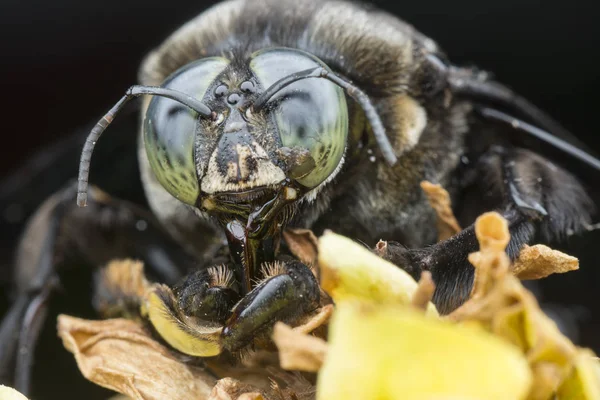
(2, 0, 600, 396)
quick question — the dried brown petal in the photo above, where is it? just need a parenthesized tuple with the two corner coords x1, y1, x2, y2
(237, 393, 265, 400)
(207, 360, 315, 400)
(448, 212, 588, 398)
(411, 271, 436, 311)
(293, 304, 333, 335)
(420, 181, 461, 241)
(272, 322, 328, 372)
(282, 229, 319, 266)
(57, 315, 215, 400)
(267, 371, 316, 400)
(512, 244, 579, 280)
(373, 239, 388, 258)
(209, 378, 266, 400)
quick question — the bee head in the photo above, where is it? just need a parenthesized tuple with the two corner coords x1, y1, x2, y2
(77, 47, 394, 230)
(143, 48, 349, 218)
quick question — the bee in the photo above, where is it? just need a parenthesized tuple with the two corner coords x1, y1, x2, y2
(2, 0, 599, 396)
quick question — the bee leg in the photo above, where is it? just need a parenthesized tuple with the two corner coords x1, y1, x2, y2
(0, 289, 54, 391)
(0, 181, 196, 394)
(0, 183, 75, 393)
(220, 260, 320, 352)
(13, 284, 55, 392)
(382, 146, 593, 315)
(172, 266, 241, 324)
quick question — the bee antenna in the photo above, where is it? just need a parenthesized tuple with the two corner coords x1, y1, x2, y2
(77, 85, 214, 207)
(252, 67, 398, 165)
(448, 69, 590, 150)
(476, 106, 600, 172)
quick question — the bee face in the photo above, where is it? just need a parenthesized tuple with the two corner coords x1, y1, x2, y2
(143, 47, 349, 215)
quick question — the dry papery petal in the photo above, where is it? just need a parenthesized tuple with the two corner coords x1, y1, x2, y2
(512, 244, 579, 280)
(420, 180, 461, 241)
(237, 393, 265, 400)
(57, 315, 215, 400)
(209, 378, 266, 400)
(448, 212, 599, 400)
(411, 271, 436, 311)
(293, 304, 334, 336)
(272, 322, 328, 373)
(283, 229, 319, 267)
(207, 360, 316, 400)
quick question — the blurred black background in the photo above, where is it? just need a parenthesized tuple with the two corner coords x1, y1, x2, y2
(1, 0, 599, 398)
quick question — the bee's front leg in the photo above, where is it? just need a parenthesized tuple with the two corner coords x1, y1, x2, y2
(172, 266, 241, 324)
(382, 146, 594, 315)
(220, 260, 320, 352)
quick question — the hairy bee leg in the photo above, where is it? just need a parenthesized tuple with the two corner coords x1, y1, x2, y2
(0, 181, 197, 393)
(173, 267, 240, 324)
(220, 260, 319, 352)
(382, 209, 532, 314)
(383, 146, 594, 315)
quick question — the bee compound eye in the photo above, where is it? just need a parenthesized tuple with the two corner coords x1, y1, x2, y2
(270, 76, 349, 188)
(143, 57, 231, 205)
(250, 48, 349, 189)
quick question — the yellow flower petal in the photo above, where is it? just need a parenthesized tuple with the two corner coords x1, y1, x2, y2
(317, 302, 531, 400)
(318, 231, 438, 316)
(557, 349, 600, 399)
(0, 386, 29, 400)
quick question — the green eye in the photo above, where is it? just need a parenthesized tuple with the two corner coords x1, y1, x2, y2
(250, 49, 348, 189)
(143, 58, 229, 205)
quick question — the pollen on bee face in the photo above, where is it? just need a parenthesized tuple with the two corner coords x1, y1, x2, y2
(202, 197, 216, 210)
(201, 137, 286, 194)
(284, 187, 298, 200)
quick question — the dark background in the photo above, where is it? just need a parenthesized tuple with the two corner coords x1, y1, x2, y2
(1, 0, 599, 398)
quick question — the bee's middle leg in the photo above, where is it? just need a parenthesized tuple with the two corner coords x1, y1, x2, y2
(0, 181, 198, 394)
(381, 146, 594, 315)
(220, 260, 320, 352)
